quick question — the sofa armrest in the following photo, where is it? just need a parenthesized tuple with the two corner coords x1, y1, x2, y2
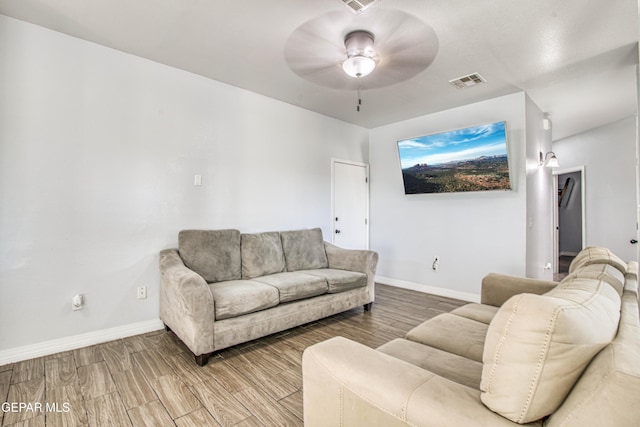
(324, 242, 378, 301)
(324, 242, 378, 274)
(303, 337, 523, 427)
(159, 249, 215, 356)
(481, 273, 558, 307)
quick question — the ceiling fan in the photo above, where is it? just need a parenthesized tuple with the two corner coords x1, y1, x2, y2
(283, 8, 439, 91)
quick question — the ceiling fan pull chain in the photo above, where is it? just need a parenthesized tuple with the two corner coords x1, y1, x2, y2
(357, 86, 362, 112)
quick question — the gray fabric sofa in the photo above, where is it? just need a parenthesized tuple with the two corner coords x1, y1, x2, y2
(159, 227, 378, 365)
(303, 247, 640, 426)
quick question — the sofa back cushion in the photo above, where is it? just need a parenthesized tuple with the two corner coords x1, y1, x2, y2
(280, 228, 328, 271)
(480, 277, 621, 424)
(178, 229, 241, 283)
(241, 232, 286, 279)
(568, 246, 627, 275)
(545, 290, 640, 427)
(561, 263, 625, 296)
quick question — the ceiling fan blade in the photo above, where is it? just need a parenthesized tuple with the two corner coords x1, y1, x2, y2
(284, 8, 439, 90)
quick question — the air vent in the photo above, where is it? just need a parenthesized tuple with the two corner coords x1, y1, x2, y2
(341, 0, 377, 14)
(449, 72, 487, 89)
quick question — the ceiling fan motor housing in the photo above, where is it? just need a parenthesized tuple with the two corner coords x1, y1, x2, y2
(344, 30, 376, 57)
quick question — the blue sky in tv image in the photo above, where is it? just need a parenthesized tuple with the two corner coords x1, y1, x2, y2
(397, 121, 508, 169)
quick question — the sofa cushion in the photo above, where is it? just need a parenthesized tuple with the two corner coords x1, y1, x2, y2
(545, 293, 640, 427)
(377, 338, 483, 389)
(450, 303, 499, 325)
(480, 277, 621, 424)
(303, 268, 367, 293)
(280, 228, 328, 271)
(241, 232, 286, 279)
(208, 280, 279, 320)
(406, 313, 488, 362)
(178, 229, 241, 283)
(568, 246, 627, 275)
(561, 262, 625, 296)
(251, 272, 328, 303)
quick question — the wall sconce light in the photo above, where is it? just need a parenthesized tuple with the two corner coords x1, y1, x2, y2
(540, 151, 559, 168)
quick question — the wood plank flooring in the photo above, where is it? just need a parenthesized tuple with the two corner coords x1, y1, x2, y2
(0, 284, 465, 426)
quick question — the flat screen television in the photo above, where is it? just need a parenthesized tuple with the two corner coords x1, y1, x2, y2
(397, 121, 512, 194)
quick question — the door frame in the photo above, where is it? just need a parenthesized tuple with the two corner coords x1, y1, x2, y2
(552, 165, 586, 273)
(330, 158, 370, 249)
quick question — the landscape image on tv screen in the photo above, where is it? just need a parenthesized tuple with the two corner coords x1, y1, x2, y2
(397, 121, 511, 194)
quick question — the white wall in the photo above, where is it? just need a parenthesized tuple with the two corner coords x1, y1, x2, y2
(525, 96, 554, 280)
(0, 15, 369, 353)
(369, 93, 530, 299)
(553, 117, 638, 261)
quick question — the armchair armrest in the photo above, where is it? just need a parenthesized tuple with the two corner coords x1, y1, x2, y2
(159, 249, 215, 356)
(481, 273, 558, 307)
(303, 337, 523, 427)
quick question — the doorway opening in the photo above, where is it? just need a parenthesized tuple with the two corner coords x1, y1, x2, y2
(553, 166, 586, 280)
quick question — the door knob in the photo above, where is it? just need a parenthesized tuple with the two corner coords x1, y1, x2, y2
(631, 239, 638, 244)
(335, 229, 341, 234)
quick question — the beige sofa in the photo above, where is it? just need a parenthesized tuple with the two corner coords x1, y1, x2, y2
(159, 228, 378, 365)
(303, 247, 640, 426)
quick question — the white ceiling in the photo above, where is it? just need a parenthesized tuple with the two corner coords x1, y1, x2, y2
(0, 0, 637, 140)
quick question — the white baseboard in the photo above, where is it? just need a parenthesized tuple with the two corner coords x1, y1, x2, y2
(376, 276, 481, 303)
(0, 319, 164, 365)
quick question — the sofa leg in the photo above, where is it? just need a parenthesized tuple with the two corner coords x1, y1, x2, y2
(164, 323, 171, 332)
(364, 302, 373, 312)
(194, 353, 210, 367)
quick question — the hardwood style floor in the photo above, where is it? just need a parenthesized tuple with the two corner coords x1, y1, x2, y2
(0, 284, 466, 427)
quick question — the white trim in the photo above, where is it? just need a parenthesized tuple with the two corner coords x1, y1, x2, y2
(0, 319, 164, 365)
(376, 276, 480, 303)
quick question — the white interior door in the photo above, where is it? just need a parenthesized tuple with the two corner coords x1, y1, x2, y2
(332, 159, 369, 249)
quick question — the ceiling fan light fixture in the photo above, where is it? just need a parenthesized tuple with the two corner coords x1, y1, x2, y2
(342, 30, 377, 78)
(342, 55, 377, 78)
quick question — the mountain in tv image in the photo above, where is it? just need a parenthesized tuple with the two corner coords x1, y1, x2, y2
(401, 154, 511, 194)
(397, 122, 511, 194)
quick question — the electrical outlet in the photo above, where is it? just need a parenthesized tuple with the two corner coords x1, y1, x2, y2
(72, 294, 84, 311)
(137, 286, 147, 300)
